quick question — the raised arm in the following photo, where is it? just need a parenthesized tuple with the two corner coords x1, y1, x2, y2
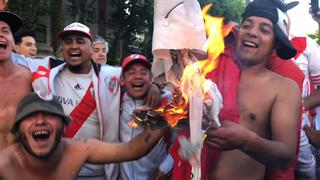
(12, 53, 62, 72)
(86, 127, 167, 164)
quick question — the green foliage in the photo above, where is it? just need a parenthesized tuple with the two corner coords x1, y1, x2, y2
(70, 0, 96, 22)
(7, 0, 49, 29)
(308, 33, 318, 42)
(108, 0, 154, 65)
(6, 0, 246, 62)
(107, 0, 246, 65)
(308, 29, 320, 44)
(199, 0, 245, 24)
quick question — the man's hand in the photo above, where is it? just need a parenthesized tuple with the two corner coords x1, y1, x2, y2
(144, 83, 161, 108)
(204, 121, 253, 151)
(303, 125, 320, 149)
(132, 107, 168, 129)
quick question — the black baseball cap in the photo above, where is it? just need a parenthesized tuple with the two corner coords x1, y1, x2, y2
(242, 0, 297, 59)
(0, 11, 22, 33)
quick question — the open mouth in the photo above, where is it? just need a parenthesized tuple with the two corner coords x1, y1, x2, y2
(132, 82, 144, 90)
(69, 52, 81, 57)
(0, 41, 7, 49)
(243, 41, 258, 48)
(32, 130, 50, 142)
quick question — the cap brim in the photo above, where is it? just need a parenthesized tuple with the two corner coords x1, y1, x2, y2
(274, 25, 297, 60)
(13, 102, 71, 132)
(284, 1, 299, 11)
(0, 11, 22, 33)
(58, 30, 92, 41)
(123, 59, 152, 72)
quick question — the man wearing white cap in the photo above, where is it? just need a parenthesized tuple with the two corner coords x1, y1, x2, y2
(31, 22, 161, 180)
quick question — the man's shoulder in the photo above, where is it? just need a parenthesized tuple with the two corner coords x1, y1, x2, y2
(0, 149, 13, 164)
(63, 138, 92, 150)
(62, 138, 85, 155)
(0, 150, 16, 178)
(269, 71, 300, 93)
(13, 64, 32, 79)
(0, 145, 20, 167)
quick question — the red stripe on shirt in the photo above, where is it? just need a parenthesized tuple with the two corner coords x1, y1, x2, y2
(64, 82, 96, 138)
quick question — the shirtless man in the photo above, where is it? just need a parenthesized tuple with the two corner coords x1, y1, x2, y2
(170, 1, 301, 179)
(0, 11, 32, 149)
(204, 1, 301, 179)
(0, 92, 166, 180)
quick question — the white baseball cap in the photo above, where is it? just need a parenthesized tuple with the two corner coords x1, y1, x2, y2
(58, 22, 93, 41)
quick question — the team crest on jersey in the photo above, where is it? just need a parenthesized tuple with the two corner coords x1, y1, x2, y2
(105, 76, 119, 94)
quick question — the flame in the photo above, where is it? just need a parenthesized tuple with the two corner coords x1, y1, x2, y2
(128, 4, 234, 128)
(198, 4, 235, 76)
(128, 120, 138, 128)
(154, 89, 188, 127)
(179, 3, 235, 99)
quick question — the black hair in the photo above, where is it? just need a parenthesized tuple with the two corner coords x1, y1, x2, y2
(13, 28, 36, 45)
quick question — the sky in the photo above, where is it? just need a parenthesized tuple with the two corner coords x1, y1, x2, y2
(286, 0, 319, 35)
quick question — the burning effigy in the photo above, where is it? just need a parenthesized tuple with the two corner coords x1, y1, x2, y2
(129, 0, 235, 179)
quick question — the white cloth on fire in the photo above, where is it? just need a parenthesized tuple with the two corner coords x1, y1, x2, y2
(152, 0, 207, 90)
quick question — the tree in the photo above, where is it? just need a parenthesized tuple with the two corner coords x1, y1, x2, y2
(107, 0, 245, 65)
(8, 0, 105, 57)
(6, 0, 246, 61)
(308, 28, 320, 44)
(68, 0, 96, 22)
(199, 0, 246, 24)
(108, 0, 154, 65)
(7, 0, 49, 30)
(50, 0, 63, 57)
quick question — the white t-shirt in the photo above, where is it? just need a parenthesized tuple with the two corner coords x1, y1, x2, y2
(54, 67, 104, 176)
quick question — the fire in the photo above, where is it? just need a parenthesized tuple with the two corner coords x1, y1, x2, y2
(179, 3, 235, 103)
(129, 4, 234, 128)
(154, 89, 188, 127)
(198, 4, 235, 76)
(128, 120, 138, 128)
